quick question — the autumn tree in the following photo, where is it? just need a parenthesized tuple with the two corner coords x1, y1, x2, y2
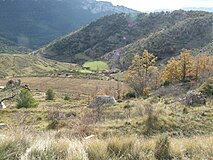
(162, 57, 182, 83)
(194, 54, 213, 81)
(179, 49, 194, 82)
(125, 50, 157, 96)
(148, 66, 161, 89)
(162, 49, 195, 83)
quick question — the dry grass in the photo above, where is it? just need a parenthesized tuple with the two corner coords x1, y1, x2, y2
(0, 77, 128, 96)
(0, 128, 213, 160)
(0, 76, 213, 159)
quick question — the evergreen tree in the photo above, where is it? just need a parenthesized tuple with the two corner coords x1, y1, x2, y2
(17, 89, 38, 109)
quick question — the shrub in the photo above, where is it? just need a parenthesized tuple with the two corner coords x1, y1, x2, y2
(143, 87, 151, 97)
(64, 95, 70, 101)
(154, 134, 171, 160)
(47, 119, 59, 130)
(144, 103, 158, 133)
(47, 110, 62, 130)
(46, 88, 55, 100)
(16, 88, 38, 109)
(197, 77, 213, 96)
(125, 91, 137, 99)
(123, 101, 133, 118)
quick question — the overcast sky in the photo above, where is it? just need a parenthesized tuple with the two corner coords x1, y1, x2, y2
(98, 0, 213, 12)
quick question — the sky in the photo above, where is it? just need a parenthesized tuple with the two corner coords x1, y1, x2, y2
(98, 0, 213, 12)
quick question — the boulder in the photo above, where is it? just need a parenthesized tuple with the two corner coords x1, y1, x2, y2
(6, 79, 21, 89)
(186, 90, 206, 106)
(89, 96, 117, 108)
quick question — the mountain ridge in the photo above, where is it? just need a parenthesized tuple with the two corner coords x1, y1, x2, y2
(104, 14, 213, 69)
(37, 10, 213, 69)
(0, 0, 136, 50)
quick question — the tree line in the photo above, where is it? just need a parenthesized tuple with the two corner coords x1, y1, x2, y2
(125, 49, 213, 96)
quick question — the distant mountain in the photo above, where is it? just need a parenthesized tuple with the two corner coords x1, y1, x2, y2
(0, 0, 136, 50)
(154, 8, 213, 13)
(183, 7, 213, 12)
(0, 36, 30, 53)
(38, 10, 213, 69)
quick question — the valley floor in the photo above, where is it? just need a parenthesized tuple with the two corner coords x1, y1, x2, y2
(0, 76, 212, 159)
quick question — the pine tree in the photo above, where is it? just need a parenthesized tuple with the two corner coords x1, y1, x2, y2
(17, 88, 38, 109)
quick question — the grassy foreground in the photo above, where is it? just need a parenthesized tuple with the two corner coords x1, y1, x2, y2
(0, 77, 213, 159)
(0, 128, 213, 160)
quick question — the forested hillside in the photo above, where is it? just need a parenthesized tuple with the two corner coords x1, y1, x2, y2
(38, 10, 213, 68)
(0, 0, 136, 49)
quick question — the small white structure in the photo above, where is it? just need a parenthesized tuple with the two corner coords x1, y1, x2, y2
(0, 102, 6, 109)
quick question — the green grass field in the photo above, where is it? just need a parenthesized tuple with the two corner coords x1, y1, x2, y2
(79, 69, 93, 74)
(83, 61, 109, 71)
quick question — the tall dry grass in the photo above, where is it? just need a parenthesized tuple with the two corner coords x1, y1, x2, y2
(0, 127, 212, 160)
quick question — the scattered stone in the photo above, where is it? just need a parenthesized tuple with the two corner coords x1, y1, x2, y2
(85, 135, 95, 140)
(0, 86, 5, 90)
(65, 112, 77, 118)
(0, 102, 6, 109)
(0, 123, 7, 129)
(201, 112, 208, 116)
(6, 79, 21, 89)
(183, 107, 188, 114)
(89, 96, 117, 108)
(185, 90, 206, 106)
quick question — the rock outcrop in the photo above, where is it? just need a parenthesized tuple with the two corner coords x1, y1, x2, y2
(89, 96, 116, 108)
(186, 90, 206, 106)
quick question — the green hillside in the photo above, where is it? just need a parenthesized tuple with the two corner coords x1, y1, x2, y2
(0, 54, 73, 77)
(0, 37, 30, 53)
(105, 14, 213, 69)
(38, 10, 213, 68)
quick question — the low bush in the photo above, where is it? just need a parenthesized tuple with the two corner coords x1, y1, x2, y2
(46, 88, 55, 100)
(125, 92, 137, 99)
(64, 95, 71, 101)
(197, 77, 213, 96)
